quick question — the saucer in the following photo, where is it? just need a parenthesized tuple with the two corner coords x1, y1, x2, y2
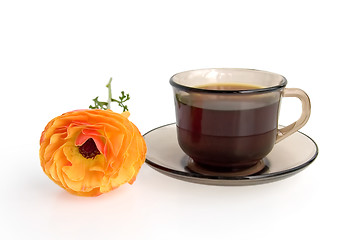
(143, 123, 318, 186)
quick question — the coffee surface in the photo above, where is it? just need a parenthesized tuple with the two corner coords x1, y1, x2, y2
(197, 82, 262, 90)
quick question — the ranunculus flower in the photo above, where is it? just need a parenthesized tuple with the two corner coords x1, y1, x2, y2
(39, 109, 146, 197)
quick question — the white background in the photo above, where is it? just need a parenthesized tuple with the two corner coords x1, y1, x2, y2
(1, 0, 360, 239)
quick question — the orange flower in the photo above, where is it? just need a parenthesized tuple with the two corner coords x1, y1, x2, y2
(39, 109, 147, 197)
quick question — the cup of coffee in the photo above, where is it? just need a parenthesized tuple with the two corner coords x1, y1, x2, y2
(170, 68, 311, 174)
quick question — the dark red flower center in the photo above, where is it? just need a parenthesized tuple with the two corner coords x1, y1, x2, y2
(78, 138, 101, 159)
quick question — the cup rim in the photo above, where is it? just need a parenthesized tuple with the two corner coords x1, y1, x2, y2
(170, 68, 288, 94)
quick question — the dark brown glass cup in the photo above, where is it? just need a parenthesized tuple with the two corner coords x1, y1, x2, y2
(170, 68, 311, 173)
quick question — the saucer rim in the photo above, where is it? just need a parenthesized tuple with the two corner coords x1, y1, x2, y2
(143, 123, 318, 182)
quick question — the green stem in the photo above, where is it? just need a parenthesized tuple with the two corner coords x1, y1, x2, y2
(106, 77, 112, 109)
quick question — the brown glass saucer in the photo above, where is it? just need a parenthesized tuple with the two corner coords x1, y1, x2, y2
(143, 123, 318, 186)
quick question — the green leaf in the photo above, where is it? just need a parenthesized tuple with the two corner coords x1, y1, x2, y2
(89, 78, 130, 112)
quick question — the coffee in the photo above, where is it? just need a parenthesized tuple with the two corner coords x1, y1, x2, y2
(175, 83, 280, 172)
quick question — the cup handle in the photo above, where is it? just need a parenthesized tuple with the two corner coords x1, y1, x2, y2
(276, 88, 311, 143)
